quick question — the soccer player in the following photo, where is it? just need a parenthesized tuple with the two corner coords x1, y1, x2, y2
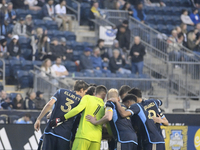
(50, 85, 107, 150)
(34, 80, 89, 150)
(128, 88, 168, 150)
(119, 85, 131, 99)
(86, 89, 138, 150)
(109, 94, 165, 150)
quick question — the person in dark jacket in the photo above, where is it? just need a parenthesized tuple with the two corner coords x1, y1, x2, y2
(132, 3, 146, 23)
(80, 47, 94, 73)
(116, 26, 130, 50)
(121, 2, 133, 16)
(96, 39, 109, 61)
(11, 0, 29, 9)
(35, 91, 46, 110)
(13, 93, 24, 109)
(24, 92, 36, 110)
(109, 49, 131, 74)
(8, 35, 22, 59)
(59, 38, 74, 61)
(50, 38, 61, 59)
(1, 96, 13, 110)
(130, 36, 146, 75)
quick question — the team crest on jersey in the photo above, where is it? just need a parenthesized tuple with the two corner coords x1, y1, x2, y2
(170, 130, 183, 149)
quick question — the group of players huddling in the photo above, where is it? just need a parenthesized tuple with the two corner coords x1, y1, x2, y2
(34, 80, 169, 150)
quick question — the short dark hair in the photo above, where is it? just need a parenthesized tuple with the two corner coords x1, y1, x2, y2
(122, 20, 129, 25)
(182, 9, 187, 14)
(95, 85, 107, 95)
(178, 32, 184, 39)
(128, 88, 142, 98)
(97, 39, 104, 45)
(56, 56, 62, 60)
(119, 85, 131, 97)
(74, 80, 89, 91)
(122, 94, 137, 103)
(86, 86, 96, 96)
(89, 83, 97, 87)
(24, 113, 31, 119)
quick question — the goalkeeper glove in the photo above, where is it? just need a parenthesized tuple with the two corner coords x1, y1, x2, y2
(50, 116, 65, 128)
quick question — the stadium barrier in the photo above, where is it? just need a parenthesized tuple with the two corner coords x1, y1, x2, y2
(66, 0, 80, 25)
(0, 112, 200, 150)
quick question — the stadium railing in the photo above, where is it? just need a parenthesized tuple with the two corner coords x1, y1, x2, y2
(0, 59, 5, 89)
(32, 66, 74, 100)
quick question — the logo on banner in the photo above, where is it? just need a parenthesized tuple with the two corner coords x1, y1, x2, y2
(194, 128, 200, 150)
(0, 128, 12, 149)
(170, 130, 183, 149)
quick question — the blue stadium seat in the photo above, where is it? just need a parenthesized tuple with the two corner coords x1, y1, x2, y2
(54, 30, 65, 38)
(74, 72, 84, 77)
(84, 72, 95, 77)
(29, 71, 34, 88)
(16, 70, 31, 89)
(73, 51, 82, 60)
(163, 16, 173, 25)
(157, 25, 168, 34)
(81, 3, 91, 20)
(64, 61, 77, 72)
(47, 30, 56, 37)
(5, 60, 11, 77)
(21, 49, 32, 60)
(0, 59, 3, 68)
(45, 20, 58, 30)
(18, 37, 31, 49)
(10, 59, 22, 77)
(28, 10, 41, 19)
(144, 7, 156, 14)
(64, 31, 76, 41)
(22, 60, 34, 71)
(146, 15, 155, 24)
(82, 42, 95, 49)
(163, 7, 174, 16)
(116, 73, 127, 78)
(33, 19, 46, 27)
(155, 16, 164, 25)
(71, 41, 85, 51)
(172, 16, 182, 25)
(33, 60, 42, 67)
(15, 9, 28, 19)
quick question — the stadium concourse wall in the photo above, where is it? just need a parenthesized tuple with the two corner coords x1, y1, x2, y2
(0, 110, 200, 150)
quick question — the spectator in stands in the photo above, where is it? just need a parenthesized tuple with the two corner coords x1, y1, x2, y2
(60, 38, 74, 61)
(193, 0, 200, 8)
(116, 26, 130, 50)
(25, 14, 34, 36)
(37, 35, 52, 60)
(0, 90, 7, 102)
(104, 0, 116, 9)
(11, 0, 29, 9)
(16, 113, 32, 124)
(13, 94, 24, 109)
(96, 39, 109, 62)
(0, 38, 9, 59)
(91, 47, 111, 73)
(108, 39, 124, 58)
(114, 1, 121, 10)
(130, 36, 146, 75)
(42, 0, 62, 29)
(4, 2, 17, 25)
(35, 91, 46, 110)
(175, 26, 182, 34)
(25, 0, 41, 11)
(8, 35, 22, 59)
(1, 96, 13, 110)
(133, 3, 146, 23)
(0, 17, 7, 37)
(80, 47, 94, 73)
(24, 92, 36, 110)
(121, 2, 133, 16)
(41, 58, 56, 77)
(190, 8, 200, 25)
(37, 0, 45, 7)
(180, 23, 187, 42)
(195, 23, 200, 39)
(144, 0, 166, 7)
(187, 32, 200, 53)
(55, 0, 72, 31)
(109, 49, 131, 74)
(52, 56, 69, 78)
(13, 17, 28, 37)
(0, 0, 7, 13)
(181, 9, 194, 26)
(167, 30, 178, 53)
(50, 38, 61, 58)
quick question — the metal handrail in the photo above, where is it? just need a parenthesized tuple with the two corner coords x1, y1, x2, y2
(0, 59, 5, 88)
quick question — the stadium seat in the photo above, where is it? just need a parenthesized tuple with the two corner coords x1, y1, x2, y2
(74, 72, 84, 77)
(155, 16, 164, 25)
(9, 115, 20, 124)
(21, 49, 32, 60)
(71, 41, 85, 51)
(10, 59, 22, 77)
(171, 16, 182, 25)
(172, 108, 185, 112)
(81, 3, 91, 20)
(5, 60, 11, 77)
(15, 9, 28, 19)
(73, 51, 82, 60)
(33, 19, 46, 27)
(33, 60, 43, 67)
(28, 10, 41, 19)
(54, 30, 65, 38)
(146, 15, 155, 24)
(22, 60, 34, 71)
(195, 108, 200, 113)
(64, 31, 76, 41)
(18, 37, 31, 49)
(16, 70, 31, 89)
(144, 7, 156, 14)
(64, 61, 77, 72)
(45, 20, 58, 30)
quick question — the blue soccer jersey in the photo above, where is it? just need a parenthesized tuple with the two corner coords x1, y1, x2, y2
(106, 101, 138, 145)
(44, 89, 82, 141)
(141, 99, 165, 138)
(127, 103, 165, 144)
